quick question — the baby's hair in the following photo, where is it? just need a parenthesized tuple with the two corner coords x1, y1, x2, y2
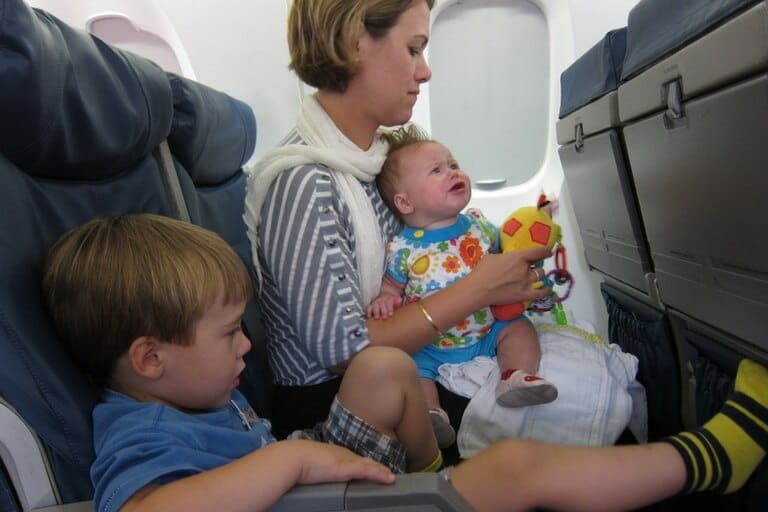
(42, 213, 253, 387)
(377, 123, 433, 217)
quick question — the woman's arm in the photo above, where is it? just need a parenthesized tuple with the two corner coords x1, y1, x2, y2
(367, 246, 552, 354)
(258, 166, 378, 371)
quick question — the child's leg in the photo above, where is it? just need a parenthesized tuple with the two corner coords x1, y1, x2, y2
(450, 358, 768, 511)
(494, 319, 557, 407)
(337, 346, 442, 472)
(420, 377, 456, 449)
(665, 358, 767, 494)
(495, 319, 541, 375)
(452, 438, 685, 511)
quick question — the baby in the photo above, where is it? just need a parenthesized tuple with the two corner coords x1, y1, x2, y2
(371, 124, 557, 447)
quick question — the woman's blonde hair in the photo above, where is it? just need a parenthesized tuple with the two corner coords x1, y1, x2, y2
(288, 0, 435, 92)
(42, 214, 252, 387)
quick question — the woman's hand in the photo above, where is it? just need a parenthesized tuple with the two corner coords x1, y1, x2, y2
(468, 246, 553, 307)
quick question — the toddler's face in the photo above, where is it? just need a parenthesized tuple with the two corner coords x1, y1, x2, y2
(159, 296, 251, 411)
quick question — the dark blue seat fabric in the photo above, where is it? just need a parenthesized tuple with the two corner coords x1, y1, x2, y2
(621, 0, 757, 81)
(166, 73, 256, 267)
(558, 28, 627, 119)
(0, 0, 259, 506)
(0, 1, 175, 504)
(164, 74, 270, 417)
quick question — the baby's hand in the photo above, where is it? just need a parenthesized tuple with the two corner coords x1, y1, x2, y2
(367, 295, 403, 318)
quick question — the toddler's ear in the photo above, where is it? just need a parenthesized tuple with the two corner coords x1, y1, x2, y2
(127, 336, 164, 379)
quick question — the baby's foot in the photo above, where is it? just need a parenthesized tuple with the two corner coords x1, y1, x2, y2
(495, 368, 558, 407)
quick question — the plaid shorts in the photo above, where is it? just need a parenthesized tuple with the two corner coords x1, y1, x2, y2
(287, 396, 407, 474)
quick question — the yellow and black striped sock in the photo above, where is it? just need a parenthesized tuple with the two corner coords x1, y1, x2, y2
(665, 359, 767, 494)
(419, 450, 444, 473)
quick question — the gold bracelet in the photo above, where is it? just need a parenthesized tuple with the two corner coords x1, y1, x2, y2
(417, 302, 442, 336)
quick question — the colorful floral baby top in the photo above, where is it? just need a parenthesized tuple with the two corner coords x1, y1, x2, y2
(385, 209, 499, 349)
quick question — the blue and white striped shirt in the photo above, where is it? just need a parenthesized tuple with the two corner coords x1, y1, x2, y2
(256, 130, 401, 386)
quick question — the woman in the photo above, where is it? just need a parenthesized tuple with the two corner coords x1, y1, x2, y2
(243, 1, 768, 510)
(244, 0, 549, 442)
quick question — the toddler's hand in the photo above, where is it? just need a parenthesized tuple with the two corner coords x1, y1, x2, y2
(298, 442, 396, 485)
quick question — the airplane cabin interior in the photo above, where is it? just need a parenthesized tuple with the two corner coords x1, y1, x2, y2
(0, 0, 766, 510)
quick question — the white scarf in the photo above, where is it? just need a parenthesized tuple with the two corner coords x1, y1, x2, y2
(244, 94, 388, 305)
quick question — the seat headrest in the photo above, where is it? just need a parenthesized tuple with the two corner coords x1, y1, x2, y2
(0, 2, 173, 179)
(167, 74, 257, 186)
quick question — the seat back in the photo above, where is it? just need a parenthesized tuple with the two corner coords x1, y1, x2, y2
(0, 1, 258, 508)
(557, 28, 655, 298)
(0, 3, 473, 511)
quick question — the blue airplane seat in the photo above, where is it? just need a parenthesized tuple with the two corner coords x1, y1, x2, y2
(162, 72, 272, 418)
(0, 2, 473, 511)
(556, 27, 655, 298)
(0, 1, 176, 509)
(617, 0, 768, 356)
(558, 28, 627, 120)
(610, 0, 768, 508)
(620, 0, 757, 84)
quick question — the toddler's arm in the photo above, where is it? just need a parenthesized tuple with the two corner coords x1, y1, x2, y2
(120, 439, 394, 512)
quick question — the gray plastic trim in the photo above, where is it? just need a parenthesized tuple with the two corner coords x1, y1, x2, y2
(618, 2, 768, 122)
(556, 90, 620, 145)
(33, 503, 92, 512)
(0, 398, 59, 510)
(623, 73, 768, 353)
(558, 129, 652, 294)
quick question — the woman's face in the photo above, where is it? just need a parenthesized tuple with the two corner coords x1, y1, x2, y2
(353, 0, 432, 127)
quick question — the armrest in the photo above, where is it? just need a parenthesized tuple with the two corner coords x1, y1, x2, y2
(270, 473, 473, 511)
(34, 502, 93, 512)
(0, 397, 59, 510)
(32, 474, 473, 512)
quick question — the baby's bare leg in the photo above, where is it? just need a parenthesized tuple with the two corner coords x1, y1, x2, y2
(495, 319, 541, 374)
(494, 319, 556, 407)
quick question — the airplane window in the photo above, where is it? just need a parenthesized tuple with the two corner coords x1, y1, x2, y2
(429, 0, 549, 189)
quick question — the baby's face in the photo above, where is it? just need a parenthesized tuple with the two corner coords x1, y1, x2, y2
(394, 141, 472, 228)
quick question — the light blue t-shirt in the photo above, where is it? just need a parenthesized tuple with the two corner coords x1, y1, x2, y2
(91, 389, 275, 512)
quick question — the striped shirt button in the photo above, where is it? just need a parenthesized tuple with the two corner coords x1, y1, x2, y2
(338, 274, 346, 280)
(353, 329, 362, 337)
(328, 238, 337, 247)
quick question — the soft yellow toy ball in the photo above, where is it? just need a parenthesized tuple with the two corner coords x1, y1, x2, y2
(491, 201, 561, 321)
(499, 205, 560, 253)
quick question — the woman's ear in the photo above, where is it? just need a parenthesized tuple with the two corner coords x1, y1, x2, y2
(127, 336, 164, 380)
(355, 21, 372, 59)
(393, 192, 414, 216)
